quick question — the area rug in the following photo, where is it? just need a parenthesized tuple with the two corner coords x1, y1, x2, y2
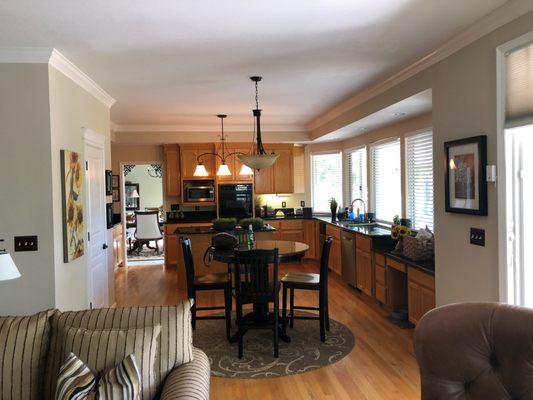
(193, 315, 355, 378)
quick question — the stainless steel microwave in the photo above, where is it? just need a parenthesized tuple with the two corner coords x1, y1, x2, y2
(184, 181, 215, 203)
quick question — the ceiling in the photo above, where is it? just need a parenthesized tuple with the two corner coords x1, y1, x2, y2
(313, 90, 432, 143)
(0, 0, 508, 132)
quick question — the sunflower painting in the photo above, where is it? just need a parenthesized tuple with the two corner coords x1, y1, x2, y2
(61, 150, 85, 262)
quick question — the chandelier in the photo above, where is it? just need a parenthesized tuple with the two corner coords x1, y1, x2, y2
(237, 76, 279, 170)
(193, 115, 254, 177)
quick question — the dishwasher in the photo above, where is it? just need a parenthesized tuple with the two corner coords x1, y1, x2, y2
(341, 231, 356, 287)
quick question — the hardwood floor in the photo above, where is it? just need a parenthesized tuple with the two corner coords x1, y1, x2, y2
(115, 262, 420, 400)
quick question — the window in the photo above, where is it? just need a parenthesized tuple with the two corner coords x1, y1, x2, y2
(345, 147, 367, 206)
(311, 152, 342, 213)
(405, 131, 434, 230)
(370, 139, 401, 222)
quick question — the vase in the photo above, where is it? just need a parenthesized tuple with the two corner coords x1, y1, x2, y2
(331, 212, 336, 222)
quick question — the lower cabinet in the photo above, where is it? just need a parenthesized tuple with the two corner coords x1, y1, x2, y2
(374, 252, 387, 304)
(407, 267, 436, 324)
(164, 224, 179, 266)
(303, 220, 318, 260)
(356, 248, 372, 296)
(267, 219, 320, 260)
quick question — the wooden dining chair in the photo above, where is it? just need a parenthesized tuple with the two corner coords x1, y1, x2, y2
(281, 236, 333, 342)
(233, 248, 280, 358)
(180, 237, 232, 340)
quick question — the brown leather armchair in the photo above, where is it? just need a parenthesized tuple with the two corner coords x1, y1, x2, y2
(414, 302, 533, 400)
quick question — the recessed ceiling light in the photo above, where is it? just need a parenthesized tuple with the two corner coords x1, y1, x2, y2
(393, 112, 407, 117)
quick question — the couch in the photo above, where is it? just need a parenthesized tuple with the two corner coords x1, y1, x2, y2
(0, 303, 210, 400)
(414, 302, 533, 400)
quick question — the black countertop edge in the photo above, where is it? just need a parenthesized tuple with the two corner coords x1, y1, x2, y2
(175, 226, 277, 235)
(373, 245, 435, 275)
(165, 220, 214, 225)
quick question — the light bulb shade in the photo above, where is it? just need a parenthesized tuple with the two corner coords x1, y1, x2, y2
(0, 253, 21, 281)
(217, 163, 232, 176)
(193, 163, 209, 177)
(239, 164, 254, 176)
(237, 154, 279, 170)
(131, 189, 140, 198)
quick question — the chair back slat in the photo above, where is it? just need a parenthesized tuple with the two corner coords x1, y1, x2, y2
(320, 236, 333, 285)
(180, 237, 195, 298)
(234, 249, 279, 303)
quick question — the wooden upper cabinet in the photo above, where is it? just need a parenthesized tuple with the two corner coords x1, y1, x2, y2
(216, 144, 254, 182)
(163, 144, 180, 197)
(273, 147, 294, 193)
(180, 144, 216, 179)
(293, 146, 305, 194)
(254, 144, 294, 194)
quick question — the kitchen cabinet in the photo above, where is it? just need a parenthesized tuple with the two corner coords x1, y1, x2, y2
(164, 224, 179, 266)
(326, 224, 342, 275)
(356, 248, 372, 296)
(112, 224, 125, 269)
(355, 234, 373, 296)
(215, 144, 254, 182)
(293, 146, 305, 194)
(303, 220, 319, 260)
(407, 266, 435, 324)
(254, 144, 294, 194)
(374, 252, 387, 304)
(180, 144, 216, 179)
(163, 144, 180, 197)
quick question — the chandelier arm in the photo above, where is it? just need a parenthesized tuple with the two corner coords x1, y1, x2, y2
(196, 152, 224, 163)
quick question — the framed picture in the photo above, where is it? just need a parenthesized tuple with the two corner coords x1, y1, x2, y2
(112, 188, 120, 202)
(105, 170, 113, 195)
(112, 174, 120, 188)
(60, 150, 85, 262)
(444, 135, 487, 215)
(125, 182, 140, 210)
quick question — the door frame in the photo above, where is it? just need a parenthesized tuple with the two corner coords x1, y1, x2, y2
(119, 160, 163, 267)
(495, 30, 533, 303)
(82, 127, 108, 308)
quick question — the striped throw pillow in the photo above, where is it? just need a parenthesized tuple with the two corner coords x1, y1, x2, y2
(56, 353, 96, 400)
(0, 310, 55, 400)
(60, 325, 161, 400)
(98, 354, 141, 399)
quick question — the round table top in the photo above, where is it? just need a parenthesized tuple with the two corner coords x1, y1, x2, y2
(212, 240, 309, 264)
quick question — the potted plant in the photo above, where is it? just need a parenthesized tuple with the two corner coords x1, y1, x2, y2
(329, 197, 338, 222)
(239, 217, 264, 231)
(212, 218, 237, 232)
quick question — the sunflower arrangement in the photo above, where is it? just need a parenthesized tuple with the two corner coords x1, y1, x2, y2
(391, 224, 412, 240)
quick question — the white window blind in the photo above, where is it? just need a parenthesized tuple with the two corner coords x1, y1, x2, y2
(506, 43, 533, 123)
(371, 139, 401, 222)
(405, 131, 434, 230)
(311, 152, 343, 213)
(345, 147, 367, 206)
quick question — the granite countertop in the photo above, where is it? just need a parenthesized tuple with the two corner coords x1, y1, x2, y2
(174, 225, 277, 235)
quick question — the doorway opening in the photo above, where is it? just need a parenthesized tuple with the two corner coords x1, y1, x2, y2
(121, 163, 164, 266)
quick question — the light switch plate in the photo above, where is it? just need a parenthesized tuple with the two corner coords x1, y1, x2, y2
(14, 236, 38, 251)
(470, 228, 485, 247)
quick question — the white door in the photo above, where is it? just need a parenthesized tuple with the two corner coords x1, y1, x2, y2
(84, 130, 108, 309)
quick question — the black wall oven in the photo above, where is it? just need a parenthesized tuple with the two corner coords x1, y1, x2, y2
(218, 184, 253, 219)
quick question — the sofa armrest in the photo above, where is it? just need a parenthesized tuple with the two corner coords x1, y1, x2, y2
(160, 347, 210, 400)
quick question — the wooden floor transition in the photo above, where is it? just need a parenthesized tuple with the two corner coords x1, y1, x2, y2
(115, 261, 420, 400)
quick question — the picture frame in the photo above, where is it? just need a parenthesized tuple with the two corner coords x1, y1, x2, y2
(112, 188, 120, 202)
(105, 170, 113, 195)
(444, 135, 487, 215)
(112, 174, 120, 188)
(60, 150, 85, 262)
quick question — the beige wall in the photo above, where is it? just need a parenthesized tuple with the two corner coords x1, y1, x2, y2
(309, 11, 533, 306)
(0, 64, 56, 315)
(48, 66, 111, 311)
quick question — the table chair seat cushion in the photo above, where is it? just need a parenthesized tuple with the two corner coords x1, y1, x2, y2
(281, 272, 320, 285)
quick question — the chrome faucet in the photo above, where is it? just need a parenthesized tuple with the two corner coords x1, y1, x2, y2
(350, 198, 366, 221)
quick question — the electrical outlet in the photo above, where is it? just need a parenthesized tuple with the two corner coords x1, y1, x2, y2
(470, 228, 485, 247)
(300, 201, 305, 207)
(282, 201, 287, 208)
(14, 236, 38, 252)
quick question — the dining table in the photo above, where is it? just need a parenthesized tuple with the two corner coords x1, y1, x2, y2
(210, 239, 309, 343)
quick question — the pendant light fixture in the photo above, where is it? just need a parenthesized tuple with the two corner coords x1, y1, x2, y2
(237, 76, 279, 170)
(193, 114, 245, 177)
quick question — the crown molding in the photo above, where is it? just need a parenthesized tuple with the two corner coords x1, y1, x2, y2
(307, 0, 533, 132)
(0, 47, 115, 109)
(49, 49, 116, 108)
(113, 123, 306, 133)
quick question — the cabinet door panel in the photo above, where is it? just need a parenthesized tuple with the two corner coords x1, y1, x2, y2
(408, 281, 422, 324)
(273, 148, 294, 193)
(280, 229, 303, 242)
(303, 220, 317, 259)
(233, 148, 254, 182)
(165, 235, 179, 265)
(254, 166, 274, 194)
(164, 145, 180, 196)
